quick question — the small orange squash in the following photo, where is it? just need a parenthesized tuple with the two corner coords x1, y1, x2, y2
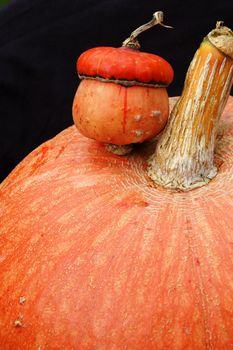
(72, 12, 173, 148)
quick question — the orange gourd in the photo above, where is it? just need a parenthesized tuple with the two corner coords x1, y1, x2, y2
(0, 19, 233, 350)
(73, 12, 173, 149)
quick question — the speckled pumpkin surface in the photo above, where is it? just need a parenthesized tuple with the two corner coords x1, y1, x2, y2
(0, 97, 232, 349)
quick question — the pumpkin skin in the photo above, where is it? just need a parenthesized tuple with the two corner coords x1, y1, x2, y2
(73, 46, 173, 145)
(73, 79, 169, 145)
(0, 97, 233, 349)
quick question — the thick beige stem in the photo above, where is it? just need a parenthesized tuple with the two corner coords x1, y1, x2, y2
(148, 23, 233, 190)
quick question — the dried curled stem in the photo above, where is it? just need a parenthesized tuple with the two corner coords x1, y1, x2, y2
(122, 11, 173, 49)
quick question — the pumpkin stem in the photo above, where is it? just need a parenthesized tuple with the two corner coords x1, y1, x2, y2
(148, 22, 233, 191)
(122, 11, 173, 49)
(106, 143, 133, 156)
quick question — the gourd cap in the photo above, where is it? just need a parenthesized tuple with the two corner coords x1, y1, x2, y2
(77, 46, 174, 87)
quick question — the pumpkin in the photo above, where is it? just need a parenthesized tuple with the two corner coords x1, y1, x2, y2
(0, 96, 233, 349)
(0, 20, 233, 350)
(72, 12, 174, 149)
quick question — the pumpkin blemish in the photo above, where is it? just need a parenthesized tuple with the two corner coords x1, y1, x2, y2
(19, 296, 27, 305)
(14, 319, 23, 328)
(30, 145, 50, 174)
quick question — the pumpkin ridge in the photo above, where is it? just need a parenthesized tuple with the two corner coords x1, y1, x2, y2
(96, 47, 114, 78)
(184, 207, 215, 350)
(191, 197, 233, 347)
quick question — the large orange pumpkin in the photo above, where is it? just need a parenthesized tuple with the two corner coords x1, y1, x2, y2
(0, 96, 232, 349)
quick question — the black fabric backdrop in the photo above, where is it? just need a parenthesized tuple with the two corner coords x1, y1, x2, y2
(0, 0, 232, 181)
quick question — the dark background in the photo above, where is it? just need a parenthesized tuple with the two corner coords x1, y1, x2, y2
(0, 0, 232, 181)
